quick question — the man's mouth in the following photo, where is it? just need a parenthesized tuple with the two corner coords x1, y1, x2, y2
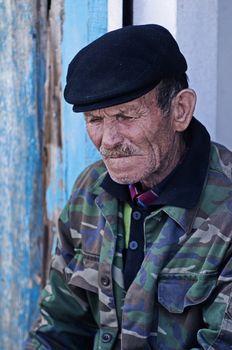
(103, 154, 132, 159)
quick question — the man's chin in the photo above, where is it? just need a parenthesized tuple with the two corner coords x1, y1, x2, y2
(104, 159, 139, 183)
(107, 171, 139, 185)
(104, 158, 150, 184)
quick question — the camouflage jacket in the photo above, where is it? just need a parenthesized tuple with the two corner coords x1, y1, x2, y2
(26, 142, 232, 350)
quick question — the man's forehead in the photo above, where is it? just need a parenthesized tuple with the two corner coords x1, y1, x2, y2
(85, 100, 140, 116)
(85, 89, 155, 117)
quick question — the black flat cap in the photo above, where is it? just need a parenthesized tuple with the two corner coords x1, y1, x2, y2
(64, 24, 187, 112)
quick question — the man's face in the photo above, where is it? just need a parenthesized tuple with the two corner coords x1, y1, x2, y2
(84, 89, 180, 188)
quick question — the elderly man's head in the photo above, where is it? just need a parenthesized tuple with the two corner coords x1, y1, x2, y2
(84, 82, 195, 188)
(64, 24, 196, 188)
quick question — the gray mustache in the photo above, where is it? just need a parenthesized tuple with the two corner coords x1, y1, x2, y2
(100, 144, 135, 158)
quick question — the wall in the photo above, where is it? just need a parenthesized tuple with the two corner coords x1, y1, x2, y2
(134, 0, 177, 35)
(61, 0, 108, 200)
(0, 1, 46, 348)
(216, 0, 232, 148)
(0, 1, 108, 348)
(176, 0, 218, 140)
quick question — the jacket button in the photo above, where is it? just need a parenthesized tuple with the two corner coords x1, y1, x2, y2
(129, 240, 138, 250)
(102, 332, 112, 343)
(132, 210, 142, 220)
(101, 276, 110, 287)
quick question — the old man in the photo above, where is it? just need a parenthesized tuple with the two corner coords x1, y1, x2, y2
(26, 24, 232, 350)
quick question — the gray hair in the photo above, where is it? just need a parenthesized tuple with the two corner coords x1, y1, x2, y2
(155, 73, 189, 116)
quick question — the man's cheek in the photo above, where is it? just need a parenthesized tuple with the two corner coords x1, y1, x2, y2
(87, 129, 101, 148)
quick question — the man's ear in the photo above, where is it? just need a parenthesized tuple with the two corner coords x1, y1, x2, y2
(172, 89, 196, 132)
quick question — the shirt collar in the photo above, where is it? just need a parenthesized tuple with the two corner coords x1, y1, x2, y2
(101, 117, 211, 209)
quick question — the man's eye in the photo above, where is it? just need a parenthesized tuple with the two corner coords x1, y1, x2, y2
(116, 115, 134, 121)
(87, 117, 103, 123)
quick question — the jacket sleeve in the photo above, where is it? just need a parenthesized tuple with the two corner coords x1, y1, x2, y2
(24, 202, 98, 350)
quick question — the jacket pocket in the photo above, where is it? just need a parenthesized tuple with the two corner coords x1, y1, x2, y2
(157, 272, 217, 313)
(65, 250, 100, 294)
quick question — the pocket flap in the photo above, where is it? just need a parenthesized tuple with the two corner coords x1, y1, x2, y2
(158, 273, 217, 313)
(65, 252, 100, 294)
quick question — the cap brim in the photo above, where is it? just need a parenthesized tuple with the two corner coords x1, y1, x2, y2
(72, 81, 160, 112)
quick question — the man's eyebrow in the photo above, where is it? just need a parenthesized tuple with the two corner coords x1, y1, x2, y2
(84, 111, 135, 119)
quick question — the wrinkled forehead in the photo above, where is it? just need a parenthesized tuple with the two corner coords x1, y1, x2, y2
(84, 88, 156, 117)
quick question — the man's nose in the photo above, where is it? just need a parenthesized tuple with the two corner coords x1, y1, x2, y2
(101, 118, 123, 149)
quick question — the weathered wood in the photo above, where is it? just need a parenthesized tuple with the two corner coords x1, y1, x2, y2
(0, 1, 108, 349)
(44, 0, 108, 277)
(0, 1, 47, 348)
(43, 0, 64, 283)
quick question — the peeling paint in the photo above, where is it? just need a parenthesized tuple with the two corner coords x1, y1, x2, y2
(0, 1, 47, 349)
(43, 0, 65, 282)
(0, 0, 108, 348)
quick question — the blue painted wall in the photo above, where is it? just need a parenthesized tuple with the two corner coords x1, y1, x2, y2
(61, 0, 108, 200)
(0, 1, 108, 349)
(0, 1, 45, 349)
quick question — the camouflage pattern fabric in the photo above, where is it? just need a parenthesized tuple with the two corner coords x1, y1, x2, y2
(25, 141, 232, 349)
